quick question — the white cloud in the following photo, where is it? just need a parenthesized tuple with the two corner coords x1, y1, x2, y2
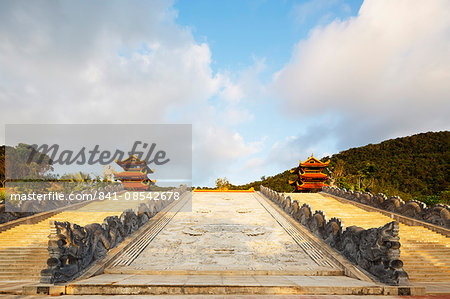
(0, 0, 266, 186)
(218, 76, 245, 104)
(192, 123, 264, 186)
(274, 0, 450, 147)
(291, 0, 353, 26)
(0, 0, 219, 128)
(217, 57, 266, 105)
(266, 133, 334, 171)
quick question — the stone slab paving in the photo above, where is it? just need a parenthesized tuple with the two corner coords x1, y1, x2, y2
(45, 192, 426, 296)
(71, 274, 379, 287)
(65, 273, 391, 295)
(1, 295, 438, 299)
(108, 192, 340, 273)
(62, 192, 419, 295)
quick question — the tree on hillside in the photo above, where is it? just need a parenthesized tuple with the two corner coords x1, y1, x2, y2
(329, 159, 345, 187)
(215, 177, 230, 190)
(357, 163, 377, 191)
(5, 144, 53, 180)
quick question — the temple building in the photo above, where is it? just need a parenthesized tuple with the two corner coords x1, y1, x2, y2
(289, 154, 329, 192)
(114, 155, 155, 191)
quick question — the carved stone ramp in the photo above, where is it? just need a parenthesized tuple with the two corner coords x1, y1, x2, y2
(0, 193, 147, 285)
(109, 193, 191, 268)
(64, 192, 424, 295)
(288, 192, 450, 295)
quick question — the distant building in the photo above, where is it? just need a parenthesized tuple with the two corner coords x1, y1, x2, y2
(289, 154, 329, 192)
(114, 155, 155, 191)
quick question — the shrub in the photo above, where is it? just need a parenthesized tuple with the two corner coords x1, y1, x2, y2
(414, 195, 441, 206)
(0, 189, 5, 203)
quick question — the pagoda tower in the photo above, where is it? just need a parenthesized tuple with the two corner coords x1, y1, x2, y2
(114, 155, 155, 191)
(289, 154, 329, 192)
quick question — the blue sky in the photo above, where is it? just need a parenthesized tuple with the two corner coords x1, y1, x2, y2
(1, 0, 449, 186)
(175, 0, 362, 79)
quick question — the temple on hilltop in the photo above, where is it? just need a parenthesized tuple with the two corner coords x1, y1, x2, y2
(289, 154, 329, 192)
(114, 155, 156, 191)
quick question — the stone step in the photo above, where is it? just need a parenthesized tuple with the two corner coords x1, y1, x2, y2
(0, 251, 47, 255)
(402, 257, 450, 263)
(404, 264, 450, 269)
(403, 241, 448, 245)
(0, 232, 49, 234)
(409, 276, 450, 282)
(402, 249, 450, 253)
(0, 255, 48, 260)
(407, 271, 450, 277)
(402, 255, 450, 260)
(0, 245, 47, 248)
(0, 248, 47, 252)
(0, 269, 44, 274)
(0, 245, 48, 248)
(0, 240, 48, 242)
(403, 260, 449, 264)
(0, 235, 48, 238)
(0, 276, 40, 281)
(400, 240, 448, 247)
(0, 252, 48, 256)
(0, 253, 48, 258)
(0, 262, 47, 267)
(408, 268, 450, 272)
(406, 271, 450, 277)
(62, 274, 426, 296)
(0, 265, 47, 275)
(401, 245, 450, 249)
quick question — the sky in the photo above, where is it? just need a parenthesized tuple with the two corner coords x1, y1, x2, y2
(1, 0, 449, 187)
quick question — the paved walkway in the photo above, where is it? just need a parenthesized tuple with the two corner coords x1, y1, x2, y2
(3, 295, 445, 299)
(108, 192, 340, 274)
(64, 192, 423, 296)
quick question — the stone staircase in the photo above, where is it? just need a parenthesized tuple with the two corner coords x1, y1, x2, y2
(0, 198, 141, 281)
(287, 193, 450, 283)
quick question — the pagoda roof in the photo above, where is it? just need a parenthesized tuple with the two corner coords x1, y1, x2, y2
(300, 173, 328, 179)
(300, 155, 330, 167)
(114, 171, 149, 180)
(290, 154, 329, 174)
(116, 155, 148, 166)
(122, 179, 156, 190)
(289, 173, 327, 186)
(115, 155, 153, 171)
(295, 181, 326, 190)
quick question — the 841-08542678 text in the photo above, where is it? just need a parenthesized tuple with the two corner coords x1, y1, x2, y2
(8, 191, 181, 201)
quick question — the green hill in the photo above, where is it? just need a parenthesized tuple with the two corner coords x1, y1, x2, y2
(231, 131, 450, 204)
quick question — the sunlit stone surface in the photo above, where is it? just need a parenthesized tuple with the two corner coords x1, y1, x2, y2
(117, 192, 337, 272)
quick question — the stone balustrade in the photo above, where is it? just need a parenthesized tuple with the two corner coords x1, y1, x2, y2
(40, 186, 188, 284)
(322, 186, 450, 229)
(260, 186, 408, 286)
